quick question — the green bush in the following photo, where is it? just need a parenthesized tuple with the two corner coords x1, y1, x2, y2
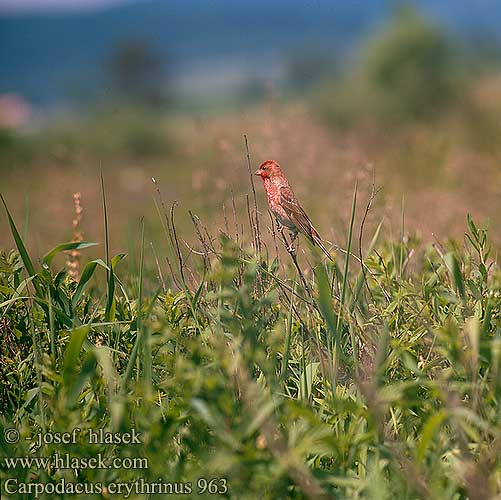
(317, 8, 464, 126)
(1, 184, 500, 498)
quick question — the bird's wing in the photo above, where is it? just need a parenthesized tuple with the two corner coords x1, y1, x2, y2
(279, 186, 333, 261)
(279, 186, 315, 242)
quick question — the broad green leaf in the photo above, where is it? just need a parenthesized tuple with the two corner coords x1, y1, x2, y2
(299, 362, 320, 400)
(0, 296, 31, 309)
(316, 264, 339, 346)
(62, 325, 90, 391)
(417, 410, 448, 463)
(71, 260, 99, 307)
(66, 351, 97, 407)
(43, 241, 97, 266)
(445, 252, 465, 298)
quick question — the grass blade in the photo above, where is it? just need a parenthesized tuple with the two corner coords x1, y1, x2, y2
(138, 218, 152, 397)
(1, 193, 43, 297)
(336, 183, 357, 350)
(43, 241, 97, 266)
(445, 252, 465, 299)
(101, 173, 115, 321)
(280, 284, 295, 383)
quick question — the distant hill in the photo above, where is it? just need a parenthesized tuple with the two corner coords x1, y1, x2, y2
(1, 0, 500, 108)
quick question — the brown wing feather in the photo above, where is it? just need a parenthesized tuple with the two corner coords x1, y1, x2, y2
(279, 186, 315, 242)
(279, 186, 333, 261)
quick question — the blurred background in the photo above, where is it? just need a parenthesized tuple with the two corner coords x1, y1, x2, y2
(1, 0, 501, 257)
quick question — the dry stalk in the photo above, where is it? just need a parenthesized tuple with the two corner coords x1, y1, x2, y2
(188, 210, 211, 267)
(150, 241, 166, 292)
(222, 202, 230, 236)
(244, 134, 262, 256)
(169, 202, 187, 286)
(276, 227, 319, 312)
(268, 210, 280, 264)
(231, 190, 239, 244)
(66, 192, 83, 280)
(151, 177, 182, 290)
(358, 169, 380, 302)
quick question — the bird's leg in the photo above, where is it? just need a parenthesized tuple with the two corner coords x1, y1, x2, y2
(287, 231, 298, 255)
(289, 231, 298, 246)
(276, 223, 290, 249)
(277, 223, 298, 256)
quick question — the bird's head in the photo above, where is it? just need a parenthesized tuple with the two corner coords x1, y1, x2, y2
(255, 160, 283, 180)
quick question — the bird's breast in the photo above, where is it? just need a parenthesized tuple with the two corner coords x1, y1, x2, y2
(263, 179, 281, 206)
(263, 180, 294, 229)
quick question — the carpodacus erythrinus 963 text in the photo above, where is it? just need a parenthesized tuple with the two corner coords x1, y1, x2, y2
(255, 159, 332, 260)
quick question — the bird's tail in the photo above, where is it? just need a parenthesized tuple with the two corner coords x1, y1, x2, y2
(311, 228, 334, 262)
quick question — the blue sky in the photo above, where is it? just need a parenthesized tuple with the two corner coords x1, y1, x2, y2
(0, 0, 127, 13)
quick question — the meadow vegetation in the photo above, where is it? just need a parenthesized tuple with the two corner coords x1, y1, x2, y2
(1, 175, 500, 498)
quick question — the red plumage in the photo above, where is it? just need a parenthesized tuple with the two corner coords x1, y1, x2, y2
(255, 159, 332, 261)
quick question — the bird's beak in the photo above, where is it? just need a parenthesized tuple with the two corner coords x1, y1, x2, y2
(254, 169, 262, 176)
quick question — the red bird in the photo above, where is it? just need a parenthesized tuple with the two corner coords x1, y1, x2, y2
(255, 159, 332, 260)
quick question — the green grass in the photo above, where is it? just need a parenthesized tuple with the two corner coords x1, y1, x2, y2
(0, 181, 500, 499)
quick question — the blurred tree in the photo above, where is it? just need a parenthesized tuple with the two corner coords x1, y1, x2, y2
(317, 7, 464, 126)
(238, 78, 268, 104)
(284, 49, 337, 93)
(108, 38, 169, 107)
(361, 7, 459, 120)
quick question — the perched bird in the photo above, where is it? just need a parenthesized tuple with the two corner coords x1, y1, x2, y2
(255, 159, 332, 260)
